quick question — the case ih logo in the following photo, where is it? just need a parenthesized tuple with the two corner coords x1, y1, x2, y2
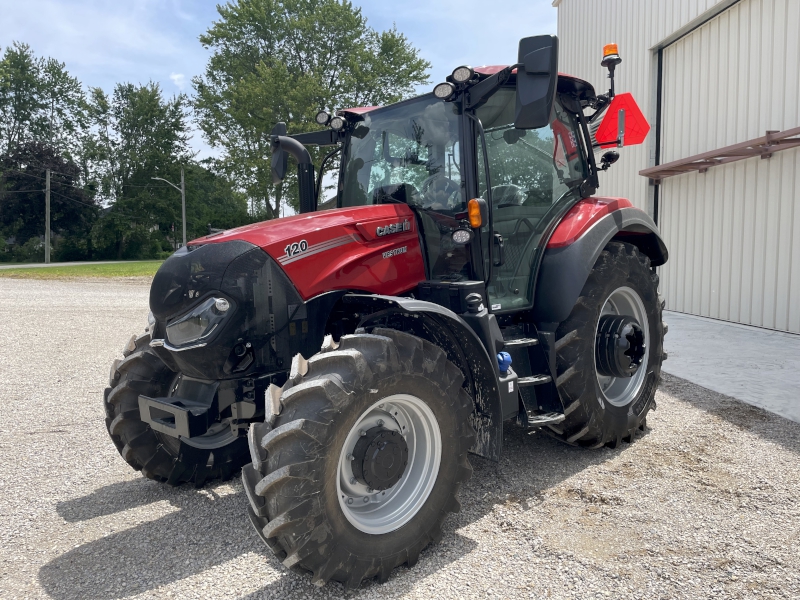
(376, 219, 410, 237)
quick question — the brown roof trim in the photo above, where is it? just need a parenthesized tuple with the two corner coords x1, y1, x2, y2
(640, 126, 800, 182)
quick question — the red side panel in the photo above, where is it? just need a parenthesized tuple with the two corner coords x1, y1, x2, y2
(547, 197, 633, 249)
(190, 205, 425, 301)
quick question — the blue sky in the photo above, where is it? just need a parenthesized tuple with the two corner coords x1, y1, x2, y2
(2, 0, 558, 156)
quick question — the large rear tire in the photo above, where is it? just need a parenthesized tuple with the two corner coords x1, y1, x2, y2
(243, 329, 475, 588)
(104, 332, 249, 486)
(548, 241, 666, 448)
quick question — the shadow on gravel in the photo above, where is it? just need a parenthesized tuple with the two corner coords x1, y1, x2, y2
(236, 424, 622, 599)
(39, 483, 258, 600)
(39, 424, 621, 599)
(55, 478, 171, 522)
(660, 373, 800, 454)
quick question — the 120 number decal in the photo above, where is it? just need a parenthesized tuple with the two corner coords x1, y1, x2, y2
(284, 240, 309, 258)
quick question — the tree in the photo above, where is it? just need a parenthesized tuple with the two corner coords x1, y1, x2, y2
(82, 82, 196, 259)
(0, 141, 99, 261)
(0, 42, 86, 160)
(193, 0, 430, 218)
(85, 82, 192, 204)
(184, 161, 251, 240)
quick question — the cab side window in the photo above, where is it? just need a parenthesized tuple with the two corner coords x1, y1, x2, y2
(476, 89, 586, 311)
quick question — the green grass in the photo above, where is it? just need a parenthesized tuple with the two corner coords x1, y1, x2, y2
(0, 260, 163, 279)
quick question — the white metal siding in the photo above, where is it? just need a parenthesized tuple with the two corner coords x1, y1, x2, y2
(556, 0, 800, 333)
(659, 0, 800, 333)
(556, 0, 731, 214)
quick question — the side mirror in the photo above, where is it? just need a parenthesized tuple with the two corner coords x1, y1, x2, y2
(270, 122, 288, 183)
(514, 35, 559, 130)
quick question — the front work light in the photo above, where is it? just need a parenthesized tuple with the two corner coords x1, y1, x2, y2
(329, 115, 347, 131)
(315, 110, 330, 125)
(451, 229, 473, 245)
(433, 82, 456, 100)
(166, 297, 233, 347)
(451, 65, 474, 83)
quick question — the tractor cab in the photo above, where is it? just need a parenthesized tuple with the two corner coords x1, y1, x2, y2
(277, 35, 601, 317)
(330, 87, 588, 315)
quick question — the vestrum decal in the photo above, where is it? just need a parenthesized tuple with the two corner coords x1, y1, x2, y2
(382, 246, 407, 259)
(376, 219, 410, 237)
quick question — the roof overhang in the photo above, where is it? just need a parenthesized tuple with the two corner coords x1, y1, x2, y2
(640, 126, 800, 182)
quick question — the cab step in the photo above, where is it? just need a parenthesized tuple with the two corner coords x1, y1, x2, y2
(518, 374, 552, 386)
(503, 337, 539, 348)
(526, 411, 566, 428)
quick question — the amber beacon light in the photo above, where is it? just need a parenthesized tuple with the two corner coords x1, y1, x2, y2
(601, 43, 622, 67)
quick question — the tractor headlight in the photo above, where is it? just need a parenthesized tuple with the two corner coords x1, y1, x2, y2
(166, 296, 233, 347)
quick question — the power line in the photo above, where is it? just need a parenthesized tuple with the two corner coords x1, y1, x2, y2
(2, 167, 175, 189)
(48, 188, 99, 209)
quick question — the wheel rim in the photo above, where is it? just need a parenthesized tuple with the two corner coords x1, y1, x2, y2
(336, 394, 442, 535)
(595, 286, 650, 407)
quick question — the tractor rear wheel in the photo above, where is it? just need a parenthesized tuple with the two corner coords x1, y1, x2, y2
(104, 332, 249, 486)
(548, 241, 666, 448)
(242, 329, 475, 588)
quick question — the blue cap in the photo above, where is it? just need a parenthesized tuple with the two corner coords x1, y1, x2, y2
(497, 351, 512, 375)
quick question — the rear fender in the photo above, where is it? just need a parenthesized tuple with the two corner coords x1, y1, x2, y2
(341, 294, 505, 461)
(532, 202, 668, 325)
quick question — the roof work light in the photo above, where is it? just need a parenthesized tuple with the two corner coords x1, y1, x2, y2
(451, 65, 475, 83)
(329, 115, 347, 131)
(433, 82, 456, 100)
(315, 110, 331, 125)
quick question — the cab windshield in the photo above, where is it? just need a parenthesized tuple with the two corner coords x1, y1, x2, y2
(340, 95, 464, 213)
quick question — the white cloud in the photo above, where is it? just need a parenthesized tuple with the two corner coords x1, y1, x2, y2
(1, 0, 214, 90)
(170, 72, 187, 90)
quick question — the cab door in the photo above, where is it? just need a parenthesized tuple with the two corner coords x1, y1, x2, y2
(474, 89, 588, 313)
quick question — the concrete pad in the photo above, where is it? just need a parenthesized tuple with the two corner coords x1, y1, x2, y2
(662, 310, 800, 423)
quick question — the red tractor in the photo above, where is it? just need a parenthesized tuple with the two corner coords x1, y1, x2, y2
(105, 36, 667, 588)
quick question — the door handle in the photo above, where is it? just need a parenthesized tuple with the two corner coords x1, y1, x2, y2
(493, 233, 505, 266)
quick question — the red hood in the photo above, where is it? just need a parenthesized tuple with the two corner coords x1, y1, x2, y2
(190, 205, 426, 300)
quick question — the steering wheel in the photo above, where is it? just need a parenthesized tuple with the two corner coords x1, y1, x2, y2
(420, 174, 461, 210)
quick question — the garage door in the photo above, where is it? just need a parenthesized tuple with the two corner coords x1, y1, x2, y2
(658, 0, 800, 333)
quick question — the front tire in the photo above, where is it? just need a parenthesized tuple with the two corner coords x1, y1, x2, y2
(243, 329, 475, 588)
(104, 332, 249, 486)
(549, 241, 665, 448)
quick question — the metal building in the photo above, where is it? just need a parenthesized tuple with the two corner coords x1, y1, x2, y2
(554, 0, 800, 333)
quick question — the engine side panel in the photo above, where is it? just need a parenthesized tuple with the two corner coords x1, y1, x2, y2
(190, 204, 425, 300)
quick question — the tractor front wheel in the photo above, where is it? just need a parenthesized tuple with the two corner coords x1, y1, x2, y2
(549, 241, 666, 448)
(104, 332, 249, 486)
(243, 329, 475, 588)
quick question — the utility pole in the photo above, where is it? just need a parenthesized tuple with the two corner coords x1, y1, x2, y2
(152, 169, 187, 247)
(180, 168, 186, 248)
(45, 169, 50, 264)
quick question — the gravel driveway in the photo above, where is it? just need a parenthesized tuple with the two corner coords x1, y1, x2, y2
(1, 278, 798, 599)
